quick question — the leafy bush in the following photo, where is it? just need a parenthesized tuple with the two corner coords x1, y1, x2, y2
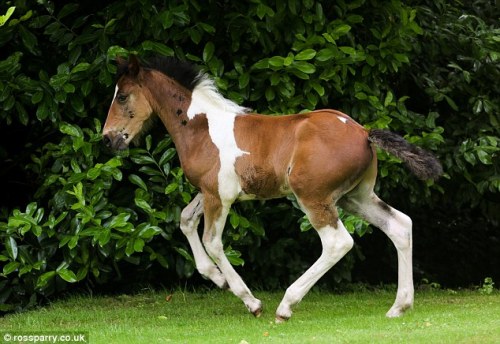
(1, 0, 497, 311)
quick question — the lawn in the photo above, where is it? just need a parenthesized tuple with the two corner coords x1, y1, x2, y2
(1, 288, 499, 343)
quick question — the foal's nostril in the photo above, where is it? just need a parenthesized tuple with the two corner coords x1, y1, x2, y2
(103, 134, 112, 148)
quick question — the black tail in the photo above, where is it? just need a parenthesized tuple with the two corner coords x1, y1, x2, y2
(368, 129, 443, 181)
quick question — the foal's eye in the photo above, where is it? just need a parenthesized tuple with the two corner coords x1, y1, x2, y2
(117, 94, 128, 103)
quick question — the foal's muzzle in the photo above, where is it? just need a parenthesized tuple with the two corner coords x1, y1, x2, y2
(102, 132, 128, 150)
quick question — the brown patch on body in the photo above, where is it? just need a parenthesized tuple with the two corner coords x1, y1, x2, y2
(234, 114, 305, 199)
(174, 113, 220, 194)
(234, 110, 372, 227)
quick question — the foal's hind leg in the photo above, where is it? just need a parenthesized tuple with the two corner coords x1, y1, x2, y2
(276, 199, 354, 322)
(180, 193, 227, 288)
(340, 191, 414, 317)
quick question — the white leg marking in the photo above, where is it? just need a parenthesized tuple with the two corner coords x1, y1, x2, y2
(342, 193, 414, 317)
(180, 193, 226, 288)
(203, 206, 262, 315)
(276, 221, 354, 321)
(383, 209, 414, 317)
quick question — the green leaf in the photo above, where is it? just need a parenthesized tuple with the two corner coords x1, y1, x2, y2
(60, 122, 82, 137)
(57, 4, 79, 20)
(252, 59, 269, 69)
(333, 24, 351, 36)
(31, 91, 44, 104)
(135, 198, 153, 214)
(106, 213, 131, 229)
(5, 237, 18, 260)
(98, 229, 111, 246)
(68, 235, 79, 249)
(175, 247, 194, 262)
(71, 62, 90, 73)
(203, 42, 215, 62)
(239, 72, 250, 89)
(58, 268, 77, 283)
(292, 61, 316, 74)
(165, 183, 178, 194)
(230, 211, 240, 229)
(133, 238, 145, 252)
(444, 95, 459, 111)
(19, 25, 37, 54)
(225, 249, 244, 266)
(394, 53, 409, 63)
(316, 48, 336, 62)
(311, 81, 325, 96)
(159, 148, 177, 166)
(295, 49, 316, 61)
(339, 46, 356, 55)
(129, 174, 148, 191)
(0, 7, 15, 27)
(256, 4, 275, 19)
(81, 80, 92, 96)
(86, 166, 101, 180)
(138, 224, 161, 239)
(37, 271, 56, 288)
(130, 155, 156, 165)
(141, 41, 174, 56)
(269, 56, 285, 67)
(384, 91, 394, 107)
(476, 149, 491, 165)
(156, 253, 169, 268)
(3, 261, 20, 275)
(265, 87, 275, 101)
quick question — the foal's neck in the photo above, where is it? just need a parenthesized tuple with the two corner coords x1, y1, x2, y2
(144, 70, 217, 183)
(146, 70, 194, 138)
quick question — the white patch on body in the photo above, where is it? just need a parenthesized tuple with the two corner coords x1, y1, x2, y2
(187, 75, 250, 203)
(337, 115, 347, 123)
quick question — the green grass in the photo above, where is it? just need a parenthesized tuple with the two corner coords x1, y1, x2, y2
(1, 289, 499, 343)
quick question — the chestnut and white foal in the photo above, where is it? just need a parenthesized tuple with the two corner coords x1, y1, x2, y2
(103, 56, 442, 322)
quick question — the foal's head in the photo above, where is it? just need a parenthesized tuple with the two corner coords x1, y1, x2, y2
(102, 56, 153, 150)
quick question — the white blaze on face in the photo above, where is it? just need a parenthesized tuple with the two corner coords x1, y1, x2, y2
(106, 86, 119, 118)
(187, 76, 249, 203)
(110, 86, 119, 107)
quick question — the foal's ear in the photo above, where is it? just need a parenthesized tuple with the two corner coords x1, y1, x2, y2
(127, 55, 141, 78)
(116, 56, 127, 67)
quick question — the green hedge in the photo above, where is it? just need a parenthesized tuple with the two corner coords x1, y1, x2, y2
(0, 0, 498, 311)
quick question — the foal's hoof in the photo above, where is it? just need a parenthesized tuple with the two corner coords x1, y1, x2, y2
(275, 314, 290, 323)
(386, 303, 412, 318)
(252, 307, 263, 318)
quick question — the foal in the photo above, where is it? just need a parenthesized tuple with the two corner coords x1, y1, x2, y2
(103, 56, 442, 322)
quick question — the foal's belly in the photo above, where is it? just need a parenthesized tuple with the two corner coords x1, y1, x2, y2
(236, 165, 292, 201)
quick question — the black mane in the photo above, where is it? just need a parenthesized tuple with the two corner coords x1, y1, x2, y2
(143, 56, 200, 91)
(116, 56, 200, 91)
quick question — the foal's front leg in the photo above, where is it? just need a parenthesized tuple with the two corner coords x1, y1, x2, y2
(180, 193, 227, 288)
(201, 194, 263, 316)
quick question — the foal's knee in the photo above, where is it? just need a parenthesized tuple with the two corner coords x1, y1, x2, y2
(333, 229, 354, 254)
(180, 210, 199, 236)
(203, 237, 224, 260)
(320, 224, 354, 257)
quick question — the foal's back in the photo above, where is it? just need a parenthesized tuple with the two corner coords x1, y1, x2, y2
(233, 110, 374, 201)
